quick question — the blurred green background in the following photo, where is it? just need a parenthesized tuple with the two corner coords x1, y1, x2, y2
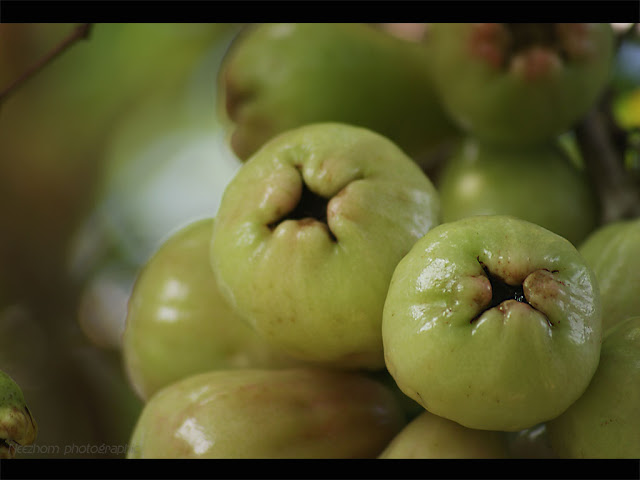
(0, 23, 243, 458)
(0, 23, 638, 459)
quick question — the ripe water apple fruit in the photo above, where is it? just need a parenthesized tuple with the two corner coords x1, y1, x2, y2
(211, 123, 440, 369)
(382, 215, 602, 431)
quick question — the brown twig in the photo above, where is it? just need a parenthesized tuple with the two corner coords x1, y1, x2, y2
(0, 23, 93, 106)
(575, 94, 640, 224)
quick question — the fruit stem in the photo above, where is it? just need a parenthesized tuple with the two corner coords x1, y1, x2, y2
(0, 23, 93, 108)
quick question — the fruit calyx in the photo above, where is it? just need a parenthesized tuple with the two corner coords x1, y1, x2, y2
(267, 170, 336, 242)
(472, 258, 557, 328)
(478, 258, 527, 309)
(470, 23, 596, 79)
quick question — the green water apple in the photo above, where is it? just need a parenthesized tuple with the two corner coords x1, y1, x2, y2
(123, 218, 300, 401)
(379, 410, 509, 459)
(382, 215, 602, 431)
(0, 370, 37, 458)
(546, 316, 640, 458)
(427, 23, 614, 146)
(210, 123, 440, 369)
(578, 217, 640, 332)
(220, 23, 459, 164)
(127, 368, 405, 458)
(437, 137, 600, 246)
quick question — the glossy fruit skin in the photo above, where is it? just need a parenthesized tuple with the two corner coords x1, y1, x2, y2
(127, 368, 406, 458)
(210, 123, 440, 369)
(427, 23, 615, 147)
(578, 218, 640, 332)
(437, 137, 600, 246)
(0, 370, 37, 458)
(382, 215, 602, 432)
(220, 23, 458, 164)
(123, 218, 299, 401)
(505, 424, 557, 459)
(546, 316, 640, 458)
(379, 410, 509, 459)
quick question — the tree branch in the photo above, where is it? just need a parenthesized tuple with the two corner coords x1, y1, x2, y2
(576, 94, 640, 224)
(0, 23, 93, 106)
(575, 24, 640, 224)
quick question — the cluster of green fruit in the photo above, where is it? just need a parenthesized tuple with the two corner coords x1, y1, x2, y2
(117, 23, 639, 459)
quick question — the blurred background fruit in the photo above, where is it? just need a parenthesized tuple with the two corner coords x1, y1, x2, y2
(425, 23, 615, 147)
(218, 23, 460, 167)
(435, 137, 601, 246)
(0, 23, 243, 458)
